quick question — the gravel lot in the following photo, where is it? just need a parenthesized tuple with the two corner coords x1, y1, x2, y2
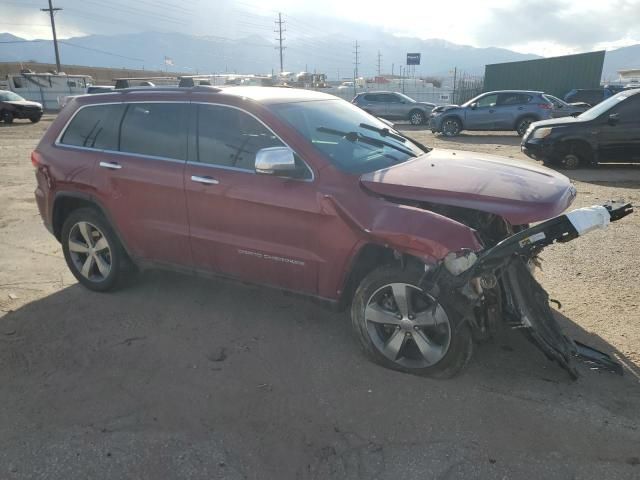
(1, 116, 639, 479)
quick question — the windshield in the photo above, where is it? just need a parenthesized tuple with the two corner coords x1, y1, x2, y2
(0, 91, 24, 102)
(543, 94, 567, 107)
(271, 99, 425, 174)
(577, 91, 634, 121)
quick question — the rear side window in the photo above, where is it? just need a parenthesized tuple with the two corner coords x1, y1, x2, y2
(497, 93, 531, 105)
(196, 105, 283, 171)
(364, 94, 380, 102)
(120, 103, 188, 160)
(60, 104, 125, 150)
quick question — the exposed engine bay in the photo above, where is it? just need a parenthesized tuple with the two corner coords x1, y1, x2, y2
(400, 198, 633, 378)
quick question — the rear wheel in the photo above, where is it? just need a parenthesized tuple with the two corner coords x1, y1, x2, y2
(516, 116, 535, 136)
(409, 109, 425, 126)
(30, 116, 42, 123)
(61, 208, 127, 292)
(351, 265, 473, 378)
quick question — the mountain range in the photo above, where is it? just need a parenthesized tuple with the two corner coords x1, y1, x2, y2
(1, 31, 638, 80)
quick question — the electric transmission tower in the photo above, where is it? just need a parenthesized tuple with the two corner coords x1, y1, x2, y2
(274, 13, 286, 73)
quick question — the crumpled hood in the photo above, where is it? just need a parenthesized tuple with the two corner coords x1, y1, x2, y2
(432, 104, 459, 113)
(360, 149, 576, 224)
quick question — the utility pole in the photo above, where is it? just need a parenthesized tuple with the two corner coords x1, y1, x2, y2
(452, 66, 458, 104)
(274, 12, 286, 73)
(353, 41, 360, 80)
(376, 50, 382, 76)
(41, 0, 62, 73)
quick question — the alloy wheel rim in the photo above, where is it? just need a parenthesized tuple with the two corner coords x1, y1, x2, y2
(365, 283, 451, 368)
(411, 112, 423, 124)
(68, 221, 112, 282)
(518, 120, 531, 135)
(443, 120, 458, 135)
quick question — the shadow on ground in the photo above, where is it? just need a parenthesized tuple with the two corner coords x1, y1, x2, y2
(1, 271, 639, 479)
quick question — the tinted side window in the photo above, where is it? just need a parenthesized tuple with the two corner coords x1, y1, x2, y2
(612, 96, 640, 121)
(380, 94, 401, 103)
(61, 104, 125, 150)
(119, 103, 188, 160)
(497, 93, 531, 106)
(364, 94, 379, 102)
(476, 94, 498, 108)
(197, 105, 283, 171)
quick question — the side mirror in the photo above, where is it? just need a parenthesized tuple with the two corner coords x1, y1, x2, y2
(608, 113, 620, 125)
(470, 102, 477, 110)
(255, 147, 297, 176)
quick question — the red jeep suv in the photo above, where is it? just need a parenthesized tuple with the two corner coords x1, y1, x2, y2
(33, 86, 631, 378)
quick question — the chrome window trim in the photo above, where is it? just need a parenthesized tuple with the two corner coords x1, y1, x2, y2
(54, 100, 315, 181)
(192, 101, 315, 182)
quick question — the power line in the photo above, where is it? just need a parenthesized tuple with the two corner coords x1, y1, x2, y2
(41, 0, 62, 72)
(59, 41, 144, 62)
(274, 12, 285, 73)
(353, 40, 360, 79)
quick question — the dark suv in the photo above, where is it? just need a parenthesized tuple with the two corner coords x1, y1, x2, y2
(33, 86, 631, 378)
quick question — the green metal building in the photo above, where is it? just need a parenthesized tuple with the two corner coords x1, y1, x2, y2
(484, 51, 605, 98)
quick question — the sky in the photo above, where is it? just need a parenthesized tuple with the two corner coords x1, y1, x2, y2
(2, 0, 640, 57)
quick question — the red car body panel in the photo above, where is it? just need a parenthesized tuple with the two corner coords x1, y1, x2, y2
(360, 149, 576, 225)
(33, 87, 574, 302)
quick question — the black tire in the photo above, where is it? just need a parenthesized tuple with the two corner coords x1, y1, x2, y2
(61, 208, 127, 292)
(516, 116, 536, 136)
(30, 116, 42, 123)
(561, 153, 581, 169)
(2, 111, 14, 124)
(409, 109, 426, 126)
(351, 264, 473, 379)
(441, 117, 462, 137)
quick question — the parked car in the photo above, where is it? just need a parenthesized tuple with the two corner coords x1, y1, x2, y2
(33, 86, 631, 378)
(563, 88, 616, 107)
(86, 85, 115, 94)
(522, 88, 640, 168)
(352, 91, 435, 125)
(0, 90, 43, 123)
(429, 90, 553, 136)
(542, 94, 590, 118)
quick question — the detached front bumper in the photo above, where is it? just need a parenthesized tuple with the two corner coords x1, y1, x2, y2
(521, 137, 555, 161)
(432, 202, 633, 378)
(428, 115, 443, 132)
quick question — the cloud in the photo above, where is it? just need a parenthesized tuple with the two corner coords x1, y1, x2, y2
(473, 0, 640, 52)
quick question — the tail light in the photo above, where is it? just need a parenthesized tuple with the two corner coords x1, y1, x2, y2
(31, 150, 42, 168)
(538, 103, 552, 110)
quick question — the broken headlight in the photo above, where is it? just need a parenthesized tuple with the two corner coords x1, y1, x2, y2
(532, 127, 552, 139)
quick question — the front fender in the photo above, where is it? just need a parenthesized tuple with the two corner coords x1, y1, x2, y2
(325, 193, 483, 264)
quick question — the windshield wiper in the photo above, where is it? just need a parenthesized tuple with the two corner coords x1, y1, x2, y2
(358, 123, 406, 143)
(317, 126, 417, 158)
(359, 123, 431, 153)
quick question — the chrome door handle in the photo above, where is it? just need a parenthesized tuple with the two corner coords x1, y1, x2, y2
(191, 175, 219, 185)
(99, 161, 122, 170)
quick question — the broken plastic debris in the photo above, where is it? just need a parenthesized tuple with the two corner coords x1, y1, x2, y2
(443, 251, 478, 275)
(565, 205, 610, 235)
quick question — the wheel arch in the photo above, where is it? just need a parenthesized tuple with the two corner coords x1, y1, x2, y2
(337, 243, 428, 310)
(513, 114, 539, 130)
(52, 192, 133, 259)
(441, 114, 463, 128)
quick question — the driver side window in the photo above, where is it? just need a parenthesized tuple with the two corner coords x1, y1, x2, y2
(197, 105, 283, 171)
(476, 94, 498, 108)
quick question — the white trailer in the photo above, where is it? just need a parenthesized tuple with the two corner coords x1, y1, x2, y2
(5, 72, 93, 111)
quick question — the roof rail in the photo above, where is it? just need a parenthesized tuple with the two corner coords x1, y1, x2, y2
(116, 86, 222, 94)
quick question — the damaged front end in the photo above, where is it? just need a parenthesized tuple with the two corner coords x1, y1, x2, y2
(421, 202, 633, 379)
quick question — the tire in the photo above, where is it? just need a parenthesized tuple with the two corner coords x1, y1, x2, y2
(441, 117, 462, 137)
(2, 111, 14, 124)
(61, 208, 127, 292)
(351, 264, 473, 379)
(409, 109, 425, 126)
(562, 153, 581, 169)
(30, 116, 42, 123)
(516, 116, 536, 136)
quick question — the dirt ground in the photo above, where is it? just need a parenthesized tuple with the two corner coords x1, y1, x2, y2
(1, 117, 639, 479)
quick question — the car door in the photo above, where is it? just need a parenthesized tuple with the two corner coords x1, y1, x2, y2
(360, 93, 385, 116)
(494, 92, 524, 129)
(90, 101, 192, 267)
(464, 93, 498, 130)
(184, 103, 321, 294)
(598, 95, 640, 163)
(384, 93, 407, 119)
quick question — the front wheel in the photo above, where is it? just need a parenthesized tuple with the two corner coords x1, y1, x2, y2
(351, 265, 473, 378)
(409, 109, 425, 125)
(2, 111, 14, 124)
(30, 116, 42, 123)
(61, 208, 127, 292)
(441, 117, 462, 137)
